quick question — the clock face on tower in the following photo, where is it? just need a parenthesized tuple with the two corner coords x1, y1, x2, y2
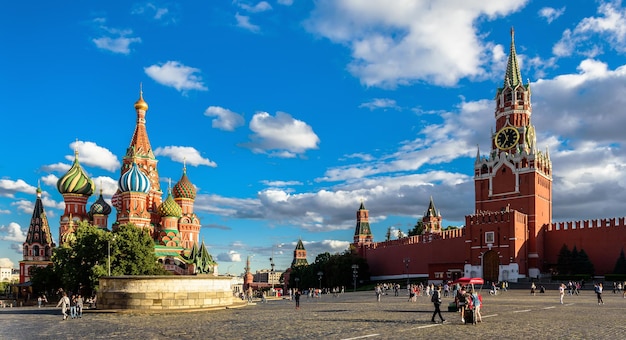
(495, 126, 520, 150)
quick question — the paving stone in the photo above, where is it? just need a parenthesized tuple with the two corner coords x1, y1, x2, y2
(1, 288, 624, 339)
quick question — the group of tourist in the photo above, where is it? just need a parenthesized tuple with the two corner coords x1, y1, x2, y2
(610, 281, 626, 298)
(55, 292, 84, 320)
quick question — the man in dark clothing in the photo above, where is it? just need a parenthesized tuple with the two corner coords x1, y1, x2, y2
(294, 289, 301, 309)
(431, 286, 446, 323)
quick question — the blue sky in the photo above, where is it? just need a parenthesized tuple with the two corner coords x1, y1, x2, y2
(2, 1, 626, 275)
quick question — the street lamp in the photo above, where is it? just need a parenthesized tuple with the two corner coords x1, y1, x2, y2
(403, 257, 410, 286)
(108, 235, 116, 276)
(352, 264, 359, 292)
(317, 271, 323, 292)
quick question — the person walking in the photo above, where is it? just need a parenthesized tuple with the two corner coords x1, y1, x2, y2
(430, 286, 446, 324)
(76, 294, 84, 318)
(595, 283, 604, 305)
(294, 289, 301, 309)
(471, 289, 482, 323)
(56, 292, 70, 320)
(559, 283, 565, 304)
(69, 294, 77, 319)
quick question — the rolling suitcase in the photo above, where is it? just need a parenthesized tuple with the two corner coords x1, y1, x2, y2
(464, 308, 476, 325)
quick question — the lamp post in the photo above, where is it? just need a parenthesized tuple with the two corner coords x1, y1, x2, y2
(108, 235, 116, 276)
(403, 257, 410, 286)
(317, 271, 323, 294)
(352, 264, 359, 292)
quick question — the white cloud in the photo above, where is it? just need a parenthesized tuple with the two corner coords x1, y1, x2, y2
(92, 176, 119, 197)
(91, 18, 141, 54)
(260, 180, 302, 187)
(217, 250, 242, 262)
(132, 2, 178, 23)
(93, 36, 142, 54)
(0, 179, 36, 198)
(40, 174, 59, 188)
(204, 106, 245, 131)
(553, 2, 626, 57)
(341, 153, 374, 162)
(154, 146, 217, 167)
(0, 258, 13, 268)
(41, 162, 71, 174)
(238, 1, 272, 13)
(144, 61, 208, 92)
(235, 13, 261, 33)
(305, 0, 528, 87)
(277, 0, 293, 5)
(538, 7, 565, 24)
(242, 111, 320, 157)
(0, 222, 26, 242)
(359, 98, 400, 111)
(67, 140, 120, 172)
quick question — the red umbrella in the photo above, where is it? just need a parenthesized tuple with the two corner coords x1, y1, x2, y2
(451, 277, 485, 292)
(451, 277, 484, 285)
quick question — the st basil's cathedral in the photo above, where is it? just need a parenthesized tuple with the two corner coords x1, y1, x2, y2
(20, 89, 217, 282)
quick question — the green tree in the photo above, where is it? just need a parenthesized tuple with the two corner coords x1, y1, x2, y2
(408, 221, 424, 236)
(29, 265, 61, 298)
(289, 249, 369, 290)
(556, 244, 572, 275)
(53, 222, 109, 296)
(613, 249, 626, 274)
(52, 222, 168, 296)
(110, 224, 169, 276)
(576, 249, 594, 275)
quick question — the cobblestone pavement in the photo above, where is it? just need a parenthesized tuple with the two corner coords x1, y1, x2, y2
(1, 288, 625, 340)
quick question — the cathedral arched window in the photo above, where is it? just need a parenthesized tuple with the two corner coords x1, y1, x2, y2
(33, 245, 40, 257)
(24, 246, 28, 256)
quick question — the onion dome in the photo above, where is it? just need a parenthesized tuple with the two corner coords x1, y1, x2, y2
(90, 189, 112, 216)
(119, 162, 151, 193)
(173, 166, 196, 199)
(158, 191, 182, 217)
(57, 151, 94, 196)
(134, 87, 149, 111)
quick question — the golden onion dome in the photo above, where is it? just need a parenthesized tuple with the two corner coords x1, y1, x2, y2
(134, 92, 149, 111)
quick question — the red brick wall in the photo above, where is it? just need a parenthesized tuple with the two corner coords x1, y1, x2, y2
(544, 218, 626, 275)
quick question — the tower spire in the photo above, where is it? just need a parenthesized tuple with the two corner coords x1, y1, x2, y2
(504, 26, 523, 88)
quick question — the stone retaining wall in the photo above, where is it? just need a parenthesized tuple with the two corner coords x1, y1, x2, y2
(97, 275, 234, 310)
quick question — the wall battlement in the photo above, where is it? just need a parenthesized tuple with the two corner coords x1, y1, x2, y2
(364, 228, 465, 250)
(466, 209, 523, 226)
(546, 217, 626, 231)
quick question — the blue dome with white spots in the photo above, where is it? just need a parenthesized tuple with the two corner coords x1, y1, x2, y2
(119, 162, 151, 193)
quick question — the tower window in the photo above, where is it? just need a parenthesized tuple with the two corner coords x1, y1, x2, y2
(485, 231, 495, 244)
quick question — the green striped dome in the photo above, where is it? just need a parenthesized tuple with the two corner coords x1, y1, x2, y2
(57, 153, 94, 196)
(158, 191, 182, 217)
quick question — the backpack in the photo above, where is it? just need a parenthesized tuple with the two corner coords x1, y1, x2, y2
(431, 291, 439, 303)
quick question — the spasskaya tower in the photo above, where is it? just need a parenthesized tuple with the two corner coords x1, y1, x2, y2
(472, 28, 552, 278)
